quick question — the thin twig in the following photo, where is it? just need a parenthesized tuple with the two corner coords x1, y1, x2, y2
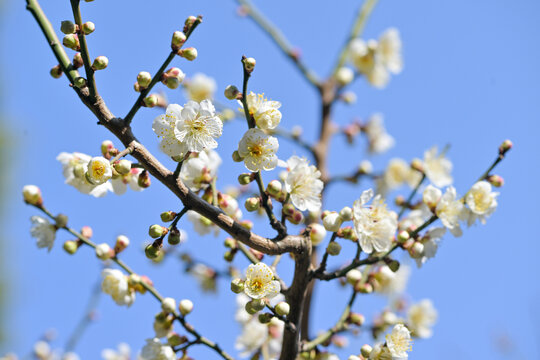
(70, 0, 96, 99)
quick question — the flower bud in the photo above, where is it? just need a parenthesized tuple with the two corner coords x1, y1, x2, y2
(266, 180, 282, 197)
(397, 230, 410, 244)
(81, 21, 95, 35)
(224, 238, 236, 249)
(410, 158, 424, 173)
(244, 197, 261, 212)
(161, 297, 177, 313)
(346, 269, 362, 285)
(387, 259, 400, 272)
(499, 139, 513, 155)
(162, 67, 186, 90)
(178, 47, 198, 61)
(288, 210, 304, 225)
(60, 21, 76, 35)
(72, 53, 83, 68)
(223, 250, 235, 262)
(184, 15, 197, 31)
(237, 173, 252, 185)
(275, 301, 290, 316)
(360, 344, 373, 357)
(341, 91, 357, 104)
(487, 174, 504, 187)
(149, 224, 167, 239)
(171, 31, 187, 49)
(309, 223, 327, 246)
(81, 226, 93, 239)
(358, 160, 373, 174)
(136, 71, 152, 89)
(114, 235, 130, 253)
(92, 56, 108, 70)
(138, 170, 151, 188)
(166, 228, 181, 245)
(179, 299, 193, 315)
(50, 65, 63, 79)
(167, 333, 187, 347)
(143, 94, 158, 108)
(145, 244, 160, 259)
(232, 150, 244, 163)
(282, 203, 295, 216)
(159, 211, 176, 223)
(100, 140, 114, 156)
(322, 212, 343, 232)
(326, 241, 341, 256)
(114, 159, 131, 175)
(73, 76, 86, 88)
(349, 312, 365, 326)
(339, 206, 353, 221)
(243, 57, 256, 72)
(408, 241, 424, 259)
(95, 243, 113, 260)
(55, 214, 68, 228)
(231, 278, 245, 293)
(245, 299, 265, 314)
(224, 85, 240, 100)
(335, 67, 354, 86)
(258, 313, 273, 324)
(23, 185, 42, 206)
(63, 240, 79, 255)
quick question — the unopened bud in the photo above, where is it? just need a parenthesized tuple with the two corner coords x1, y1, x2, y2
(114, 159, 131, 175)
(224, 238, 237, 249)
(224, 85, 240, 100)
(159, 211, 176, 223)
(232, 150, 244, 162)
(92, 56, 108, 70)
(237, 173, 252, 185)
(355, 282, 373, 294)
(145, 244, 160, 259)
(81, 226, 93, 239)
(63, 240, 79, 255)
(231, 278, 245, 293)
(487, 174, 504, 187)
(22, 185, 42, 206)
(499, 139, 513, 155)
(282, 203, 295, 216)
(240, 220, 253, 230)
(358, 160, 373, 174)
(100, 140, 114, 157)
(60, 21, 76, 34)
(73, 77, 86, 89)
(322, 212, 342, 232)
(335, 67, 354, 86)
(138, 170, 151, 188)
(360, 344, 373, 357)
(288, 210, 304, 225)
(95, 243, 113, 260)
(349, 312, 365, 326)
(326, 241, 341, 256)
(309, 223, 327, 246)
(162, 67, 186, 89)
(346, 269, 362, 285)
(339, 206, 353, 221)
(114, 235, 130, 253)
(245, 197, 261, 212)
(144, 94, 158, 108)
(258, 313, 273, 324)
(137, 71, 152, 88)
(184, 16, 197, 30)
(167, 333, 187, 347)
(50, 65, 63, 79)
(387, 259, 400, 272)
(243, 57, 256, 72)
(410, 158, 424, 173)
(82, 21, 95, 35)
(179, 299, 193, 315)
(73, 53, 83, 68)
(275, 301, 290, 316)
(341, 91, 357, 104)
(55, 214, 68, 228)
(397, 230, 410, 243)
(223, 250, 235, 262)
(245, 299, 265, 314)
(408, 241, 424, 259)
(161, 297, 177, 313)
(171, 31, 187, 49)
(178, 47, 198, 61)
(149, 224, 167, 238)
(167, 228, 181, 245)
(266, 180, 282, 197)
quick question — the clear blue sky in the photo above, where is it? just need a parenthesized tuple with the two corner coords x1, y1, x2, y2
(1, 0, 539, 359)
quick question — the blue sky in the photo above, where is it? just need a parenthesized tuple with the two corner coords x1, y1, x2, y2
(1, 0, 539, 359)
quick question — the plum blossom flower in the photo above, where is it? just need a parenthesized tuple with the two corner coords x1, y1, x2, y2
(244, 263, 280, 300)
(86, 156, 113, 185)
(423, 146, 453, 188)
(377, 28, 403, 74)
(407, 299, 438, 338)
(374, 264, 410, 296)
(364, 114, 395, 154)
(238, 128, 279, 172)
(385, 324, 412, 359)
(435, 186, 466, 237)
(415, 227, 446, 268)
(57, 152, 111, 197)
(185, 73, 216, 102)
(139, 338, 175, 360)
(465, 180, 498, 225)
(187, 210, 220, 236)
(175, 100, 223, 153)
(152, 104, 185, 157)
(353, 189, 398, 254)
(101, 269, 135, 307)
(241, 92, 282, 130)
(284, 156, 323, 212)
(30, 216, 56, 251)
(110, 168, 145, 195)
(180, 149, 222, 192)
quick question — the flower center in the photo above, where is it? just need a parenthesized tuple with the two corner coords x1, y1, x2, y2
(250, 279, 264, 293)
(390, 333, 412, 353)
(92, 162, 105, 177)
(248, 144, 263, 157)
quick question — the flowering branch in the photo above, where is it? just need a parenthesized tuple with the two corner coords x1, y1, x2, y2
(69, 0, 96, 99)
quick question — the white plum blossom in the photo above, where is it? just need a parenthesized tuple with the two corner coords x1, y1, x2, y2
(378, 158, 421, 195)
(353, 189, 398, 254)
(422, 184, 442, 209)
(242, 92, 282, 130)
(57, 152, 111, 197)
(423, 146, 453, 188)
(407, 299, 438, 339)
(374, 264, 410, 296)
(368, 344, 392, 360)
(435, 186, 466, 237)
(284, 156, 324, 212)
(364, 114, 395, 154)
(377, 28, 403, 75)
(238, 128, 279, 172)
(235, 318, 268, 357)
(139, 338, 175, 360)
(415, 227, 446, 268)
(386, 324, 412, 359)
(244, 263, 280, 300)
(101, 269, 135, 307)
(187, 210, 220, 236)
(465, 180, 498, 225)
(30, 216, 56, 251)
(185, 73, 217, 102)
(175, 100, 223, 153)
(86, 156, 113, 185)
(110, 168, 145, 195)
(152, 104, 186, 157)
(219, 193, 243, 220)
(180, 149, 222, 191)
(101, 343, 131, 360)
